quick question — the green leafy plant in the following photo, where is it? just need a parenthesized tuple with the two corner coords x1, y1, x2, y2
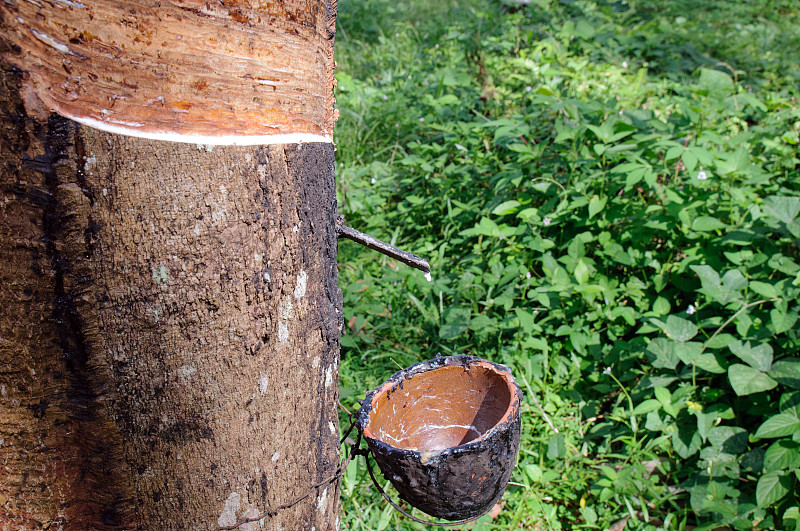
(335, 0, 800, 528)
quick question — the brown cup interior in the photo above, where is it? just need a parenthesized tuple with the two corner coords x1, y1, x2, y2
(366, 363, 514, 451)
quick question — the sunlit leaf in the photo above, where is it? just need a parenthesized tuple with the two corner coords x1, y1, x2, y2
(755, 410, 800, 439)
(757, 472, 791, 508)
(770, 359, 800, 389)
(728, 340, 773, 371)
(651, 315, 698, 343)
(728, 364, 778, 396)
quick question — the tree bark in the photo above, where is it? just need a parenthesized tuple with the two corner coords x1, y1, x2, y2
(0, 60, 342, 530)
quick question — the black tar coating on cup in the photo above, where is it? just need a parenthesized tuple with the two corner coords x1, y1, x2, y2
(356, 355, 523, 520)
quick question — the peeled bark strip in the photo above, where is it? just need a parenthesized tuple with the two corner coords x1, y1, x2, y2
(0, 64, 342, 529)
(1, 0, 337, 143)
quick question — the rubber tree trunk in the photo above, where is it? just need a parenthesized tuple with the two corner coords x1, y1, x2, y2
(0, 1, 342, 529)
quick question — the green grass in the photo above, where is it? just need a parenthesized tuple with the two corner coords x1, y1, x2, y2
(334, 0, 800, 529)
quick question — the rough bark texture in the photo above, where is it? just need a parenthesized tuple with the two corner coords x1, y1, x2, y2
(0, 0, 337, 142)
(0, 64, 343, 530)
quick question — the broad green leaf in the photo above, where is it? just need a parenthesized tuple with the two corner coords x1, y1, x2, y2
(687, 477, 738, 516)
(692, 216, 727, 232)
(645, 411, 665, 431)
(707, 426, 748, 454)
(647, 337, 679, 369)
(568, 238, 586, 260)
(525, 464, 543, 483)
(667, 422, 703, 458)
(780, 391, 800, 412)
(651, 315, 698, 343)
(705, 333, 738, 350)
(535, 85, 555, 96)
(695, 353, 726, 374)
(691, 265, 743, 304)
(694, 409, 717, 443)
(750, 281, 781, 299)
(764, 440, 800, 472)
(722, 269, 747, 292)
(554, 120, 575, 143)
(574, 18, 596, 39)
(740, 91, 768, 112)
(771, 309, 798, 334)
(632, 399, 661, 416)
(622, 164, 651, 188)
(665, 145, 684, 162)
(547, 433, 566, 459)
(492, 200, 521, 216)
(586, 125, 607, 142)
(698, 445, 739, 479)
(580, 507, 598, 525)
(742, 448, 766, 473)
(653, 296, 671, 316)
(469, 314, 497, 333)
(674, 342, 703, 364)
(664, 187, 684, 204)
(588, 195, 606, 219)
(728, 364, 778, 396)
(574, 259, 590, 285)
(728, 340, 773, 372)
(691, 264, 720, 287)
(439, 323, 468, 339)
(698, 67, 734, 94)
(461, 216, 498, 237)
(688, 146, 715, 166)
(770, 359, 800, 389)
(515, 308, 536, 335)
(757, 471, 792, 508)
(439, 307, 471, 339)
(764, 196, 800, 225)
(655, 387, 671, 405)
(715, 148, 749, 176)
(682, 149, 698, 173)
(755, 410, 800, 439)
(436, 94, 459, 106)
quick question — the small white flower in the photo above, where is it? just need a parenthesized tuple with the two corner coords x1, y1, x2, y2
(686, 304, 696, 315)
(525, 85, 532, 92)
(419, 117, 425, 122)
(526, 271, 532, 279)
(697, 170, 708, 180)
(370, 177, 377, 184)
(603, 366, 612, 375)
(622, 60, 628, 69)
(382, 95, 388, 101)
(543, 217, 552, 226)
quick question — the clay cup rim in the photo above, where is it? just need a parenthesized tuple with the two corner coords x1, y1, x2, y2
(357, 355, 522, 455)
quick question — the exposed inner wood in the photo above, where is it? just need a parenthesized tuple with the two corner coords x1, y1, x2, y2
(1, 0, 337, 143)
(366, 364, 514, 451)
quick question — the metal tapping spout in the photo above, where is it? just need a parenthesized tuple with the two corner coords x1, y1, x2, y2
(335, 216, 431, 279)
